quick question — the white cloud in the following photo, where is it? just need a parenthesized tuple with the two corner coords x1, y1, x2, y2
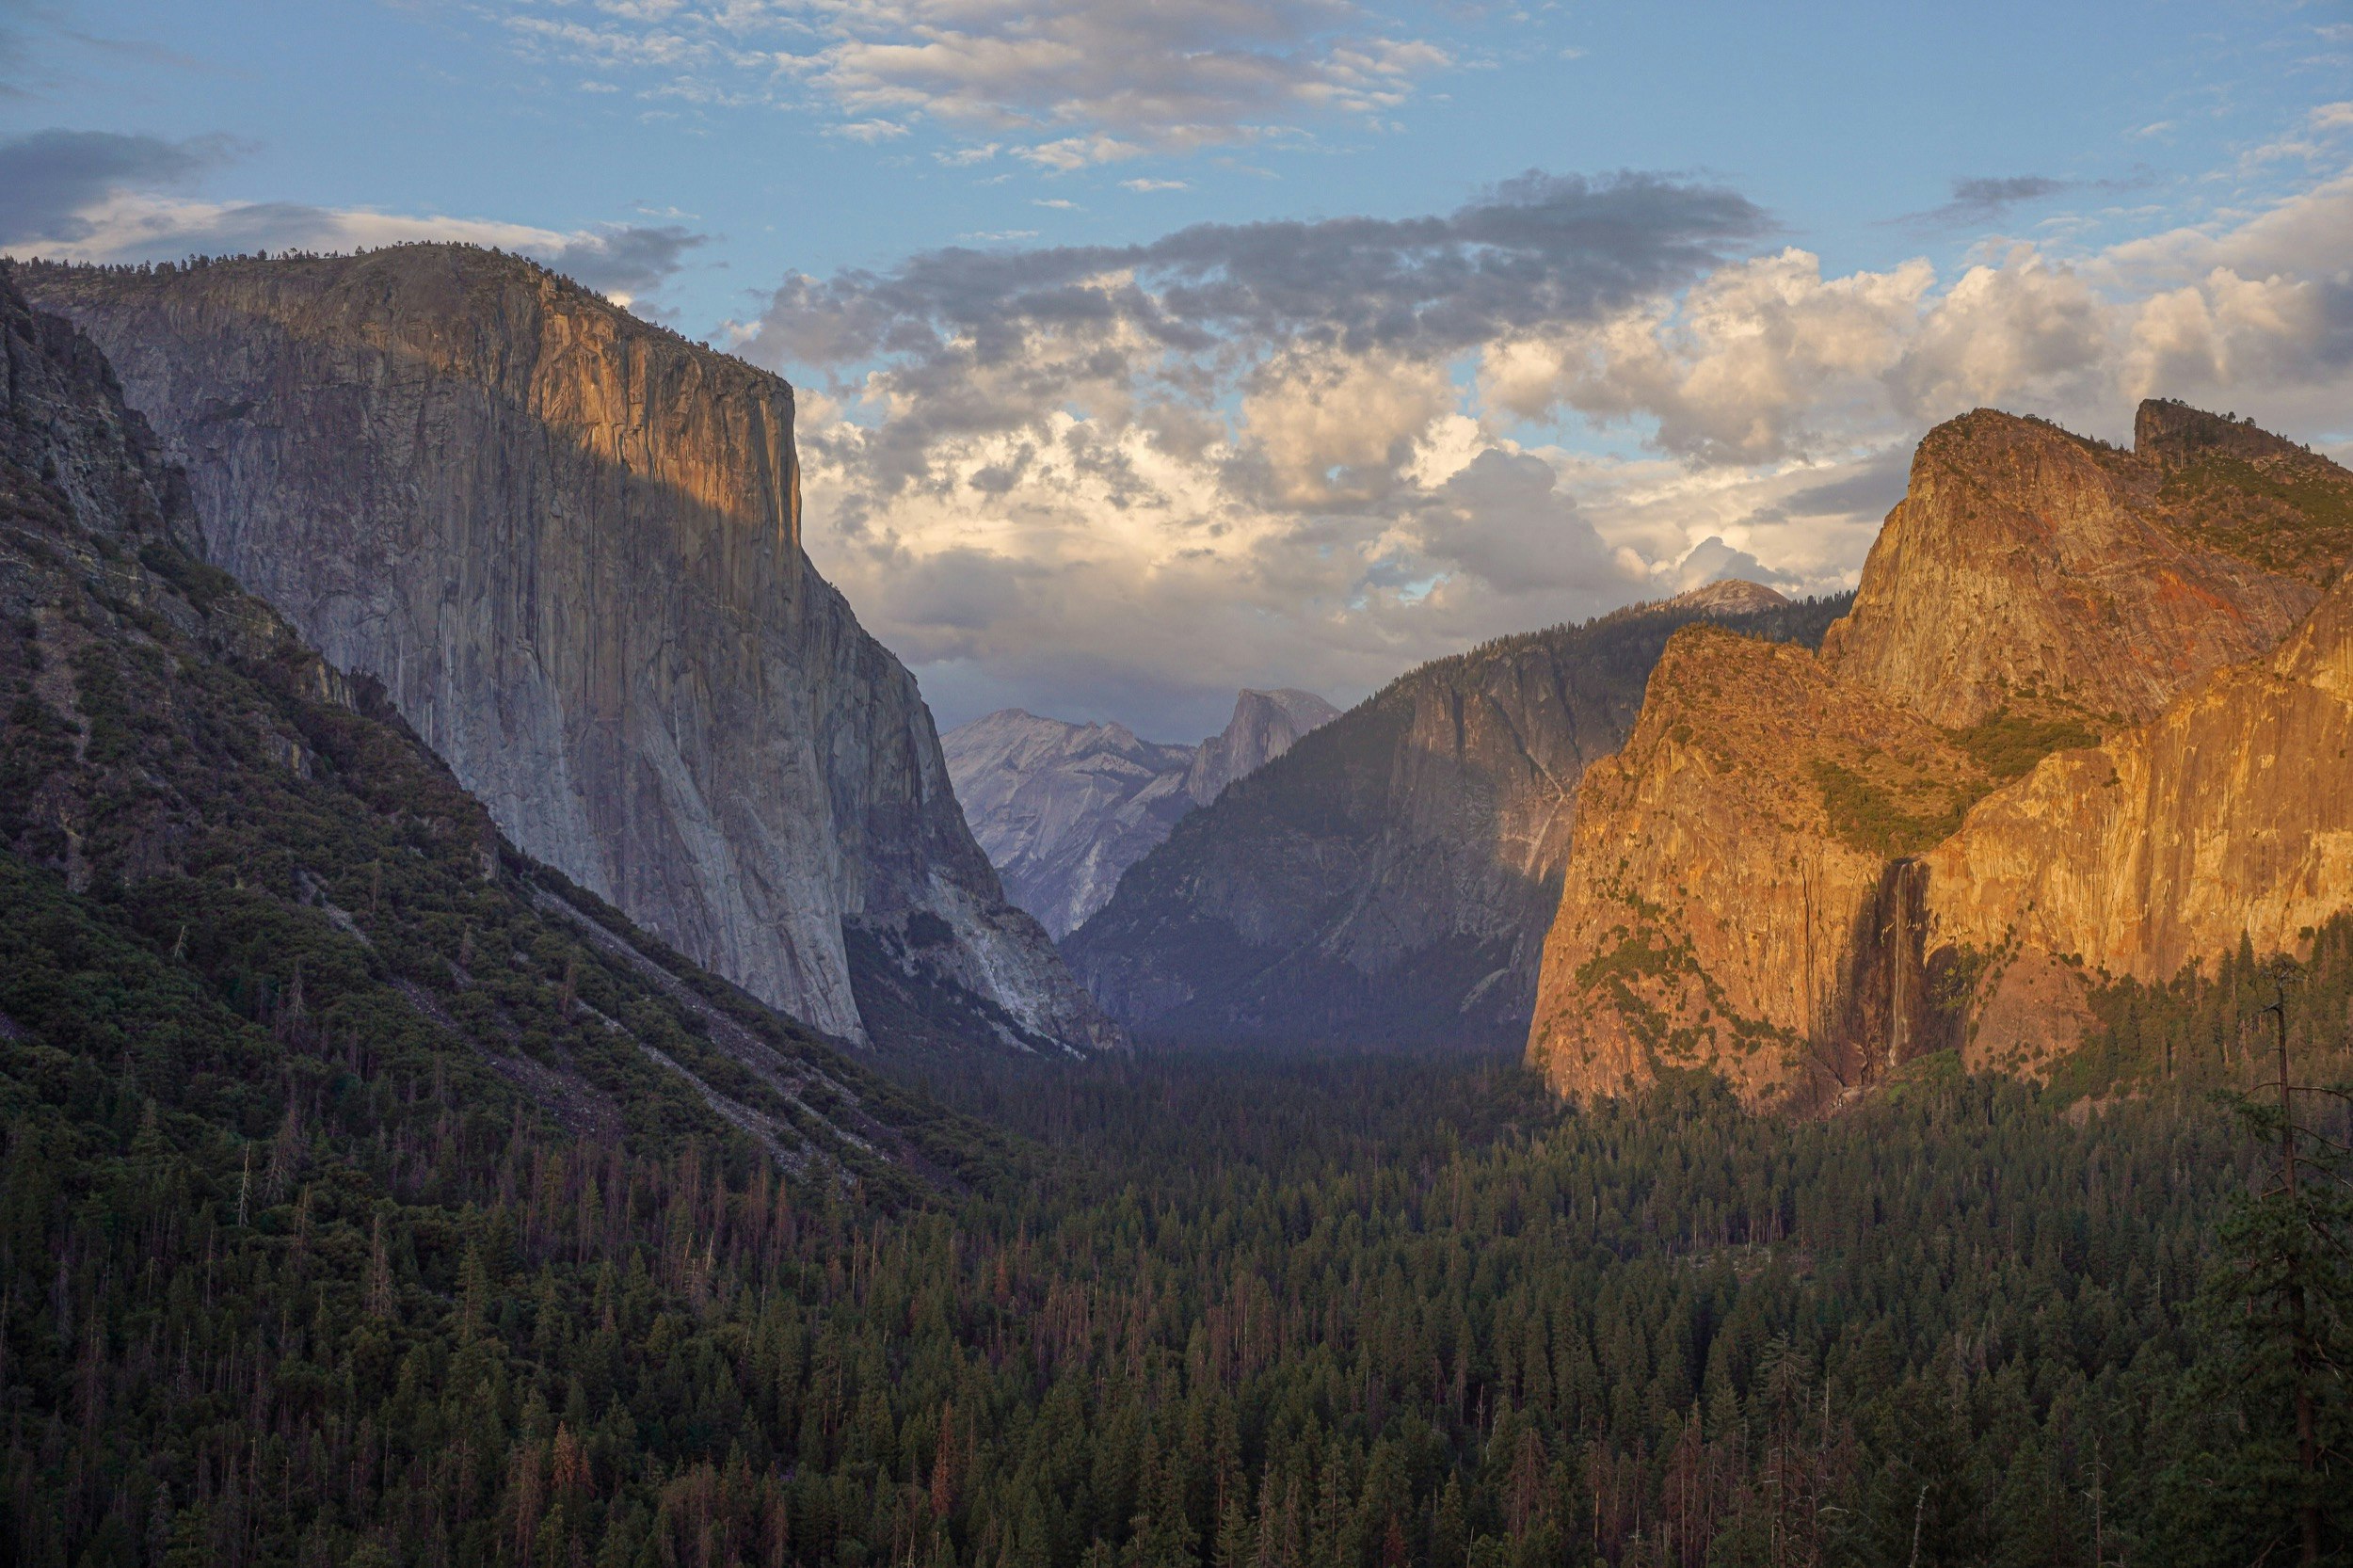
(737, 150, 2353, 734)
(0, 148, 710, 312)
(825, 118, 909, 142)
(488, 0, 1453, 155)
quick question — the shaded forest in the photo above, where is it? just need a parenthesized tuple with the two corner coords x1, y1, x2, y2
(3, 876, 2349, 1565)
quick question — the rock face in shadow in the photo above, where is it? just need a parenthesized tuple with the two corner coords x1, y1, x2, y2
(1064, 583, 1847, 1048)
(945, 688, 1339, 939)
(0, 264, 1000, 1184)
(17, 248, 1118, 1055)
(1183, 689, 1341, 806)
(943, 711, 1198, 940)
(1528, 401, 2353, 1104)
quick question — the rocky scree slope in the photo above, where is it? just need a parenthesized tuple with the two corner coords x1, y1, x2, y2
(1529, 402, 2353, 1105)
(1063, 582, 1846, 1047)
(944, 688, 1337, 938)
(18, 249, 1116, 1057)
(0, 266, 999, 1195)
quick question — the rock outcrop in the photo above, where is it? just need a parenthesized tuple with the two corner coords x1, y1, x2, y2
(1183, 689, 1341, 806)
(1529, 402, 2353, 1104)
(1924, 573, 2353, 990)
(1818, 407, 2331, 727)
(16, 248, 1118, 1055)
(1064, 583, 1847, 1047)
(1526, 627, 1988, 1102)
(944, 688, 1338, 938)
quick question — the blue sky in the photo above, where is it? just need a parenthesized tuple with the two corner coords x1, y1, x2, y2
(5, 0, 2351, 736)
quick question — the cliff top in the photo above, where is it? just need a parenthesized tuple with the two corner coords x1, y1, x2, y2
(1904, 399, 2350, 581)
(8, 243, 796, 400)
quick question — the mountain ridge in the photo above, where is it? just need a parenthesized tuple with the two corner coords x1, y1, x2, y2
(1528, 399, 2353, 1104)
(944, 687, 1339, 937)
(1064, 582, 1848, 1047)
(0, 264, 1000, 1192)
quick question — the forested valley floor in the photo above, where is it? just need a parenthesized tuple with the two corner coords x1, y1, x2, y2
(3, 880, 2350, 1567)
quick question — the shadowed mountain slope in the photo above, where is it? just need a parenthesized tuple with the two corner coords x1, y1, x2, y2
(944, 688, 1338, 938)
(0, 264, 1001, 1195)
(1064, 582, 1848, 1047)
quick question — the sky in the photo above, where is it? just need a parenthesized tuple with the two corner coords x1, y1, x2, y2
(4, 1, 2351, 741)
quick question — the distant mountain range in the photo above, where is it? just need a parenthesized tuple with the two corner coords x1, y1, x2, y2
(1062, 581, 1845, 1047)
(944, 689, 1339, 937)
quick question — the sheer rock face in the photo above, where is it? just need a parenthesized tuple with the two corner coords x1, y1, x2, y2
(1183, 690, 1341, 807)
(18, 248, 1118, 1054)
(1528, 401, 2353, 1104)
(943, 712, 1197, 940)
(944, 689, 1337, 939)
(1064, 584, 1845, 1048)
(1817, 408, 2328, 728)
(1527, 628, 1985, 1104)
(1925, 575, 2353, 985)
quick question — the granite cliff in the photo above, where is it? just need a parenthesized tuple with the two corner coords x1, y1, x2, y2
(1923, 574, 2353, 1068)
(1183, 688, 1341, 806)
(944, 688, 1337, 938)
(1064, 582, 1846, 1047)
(0, 266, 998, 1187)
(1529, 402, 2353, 1104)
(16, 249, 1118, 1055)
(1817, 405, 2334, 727)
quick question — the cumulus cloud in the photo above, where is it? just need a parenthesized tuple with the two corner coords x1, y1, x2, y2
(725, 171, 1792, 730)
(0, 127, 711, 310)
(738, 152, 2353, 735)
(490, 0, 1451, 158)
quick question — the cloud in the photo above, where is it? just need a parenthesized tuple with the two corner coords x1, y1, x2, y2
(1418, 449, 1632, 596)
(1668, 536, 1760, 590)
(0, 128, 230, 246)
(724, 170, 1783, 731)
(1121, 179, 1190, 192)
(0, 127, 711, 309)
(1013, 136, 1144, 170)
(738, 147, 2353, 736)
(825, 119, 909, 143)
(1481, 247, 1938, 463)
(488, 0, 1453, 156)
(1905, 174, 2075, 228)
(540, 223, 709, 302)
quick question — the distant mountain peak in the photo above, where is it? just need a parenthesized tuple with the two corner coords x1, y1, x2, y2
(1187, 688, 1344, 807)
(1665, 579, 1789, 616)
(945, 689, 1338, 937)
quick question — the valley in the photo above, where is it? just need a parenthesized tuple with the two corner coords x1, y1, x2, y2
(1, 239, 2347, 1568)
